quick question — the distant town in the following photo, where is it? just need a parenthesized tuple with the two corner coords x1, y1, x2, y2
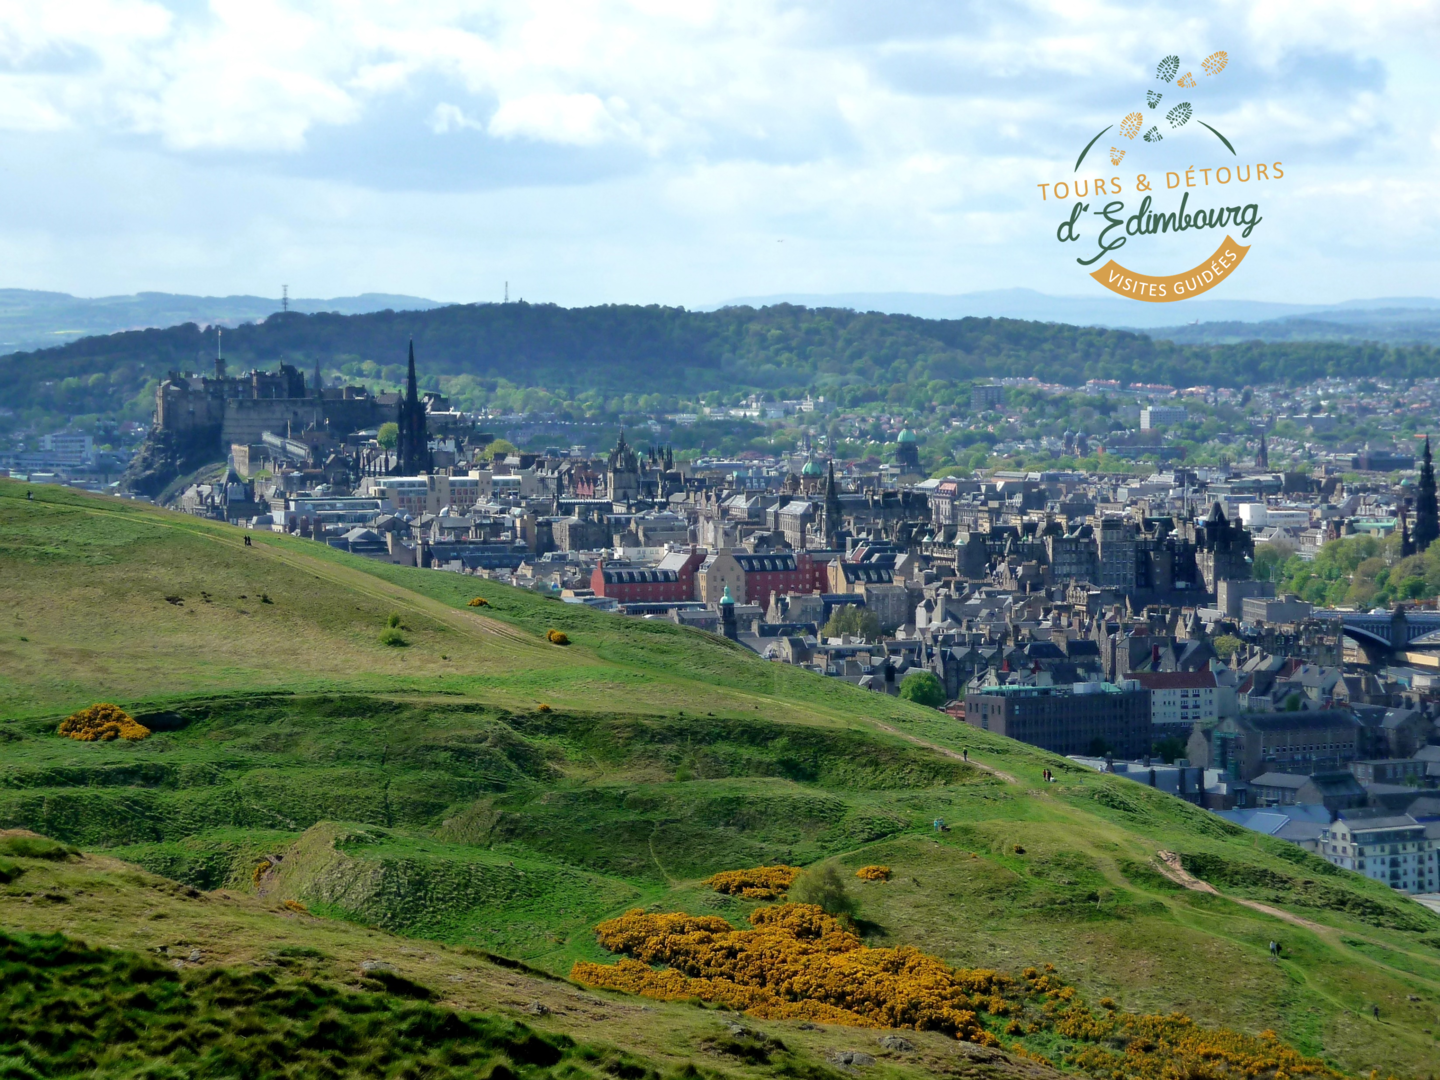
(6, 347, 1440, 904)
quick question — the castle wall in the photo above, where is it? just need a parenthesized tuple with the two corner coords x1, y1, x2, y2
(221, 399, 326, 447)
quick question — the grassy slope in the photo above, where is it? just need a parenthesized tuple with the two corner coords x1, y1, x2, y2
(4, 835, 991, 1080)
(2, 479, 1440, 1078)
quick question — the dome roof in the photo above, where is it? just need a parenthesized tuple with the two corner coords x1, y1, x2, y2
(896, 428, 918, 443)
(801, 459, 824, 476)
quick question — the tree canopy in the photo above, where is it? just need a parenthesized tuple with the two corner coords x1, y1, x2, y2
(5, 301, 1437, 427)
(899, 671, 946, 708)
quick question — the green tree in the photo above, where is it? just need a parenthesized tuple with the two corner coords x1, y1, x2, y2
(1152, 735, 1188, 763)
(1211, 634, 1243, 662)
(484, 438, 519, 459)
(376, 422, 399, 450)
(1252, 541, 1294, 582)
(788, 864, 858, 920)
(899, 670, 946, 708)
(821, 605, 881, 641)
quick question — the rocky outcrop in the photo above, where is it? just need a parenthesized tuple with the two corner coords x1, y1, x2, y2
(121, 425, 221, 498)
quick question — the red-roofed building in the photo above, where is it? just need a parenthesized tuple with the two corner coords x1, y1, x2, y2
(592, 549, 705, 603)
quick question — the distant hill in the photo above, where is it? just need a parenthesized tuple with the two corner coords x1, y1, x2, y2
(3, 301, 1440, 426)
(0, 287, 444, 352)
(1151, 308, 1440, 346)
(717, 288, 1440, 339)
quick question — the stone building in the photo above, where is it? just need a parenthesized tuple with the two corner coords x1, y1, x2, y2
(964, 682, 1152, 758)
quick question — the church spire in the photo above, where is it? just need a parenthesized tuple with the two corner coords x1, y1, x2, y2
(396, 338, 430, 475)
(406, 339, 419, 406)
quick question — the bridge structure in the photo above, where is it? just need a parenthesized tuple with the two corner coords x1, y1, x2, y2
(1335, 608, 1440, 653)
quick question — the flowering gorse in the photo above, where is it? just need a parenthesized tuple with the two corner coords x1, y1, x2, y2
(571, 904, 1007, 1043)
(573, 899, 1351, 1076)
(705, 865, 799, 900)
(58, 703, 150, 742)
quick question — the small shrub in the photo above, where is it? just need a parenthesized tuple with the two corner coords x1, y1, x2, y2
(1013, 845, 1026, 855)
(546, 629, 570, 645)
(467, 597, 490, 607)
(855, 865, 891, 882)
(1100, 997, 1118, 1010)
(58, 703, 151, 742)
(284, 900, 309, 914)
(536, 703, 552, 713)
(378, 628, 408, 647)
(707, 866, 799, 900)
(788, 864, 858, 920)
(387, 613, 402, 628)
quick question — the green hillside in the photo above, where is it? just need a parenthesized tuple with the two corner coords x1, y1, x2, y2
(3, 478, 1440, 1079)
(5, 302, 1439, 429)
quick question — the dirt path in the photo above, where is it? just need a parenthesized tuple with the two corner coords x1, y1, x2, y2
(1154, 850, 1327, 931)
(870, 721, 1018, 784)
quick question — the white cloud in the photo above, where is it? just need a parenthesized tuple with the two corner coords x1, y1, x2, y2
(0, 0, 1431, 303)
(487, 92, 633, 146)
(428, 102, 483, 134)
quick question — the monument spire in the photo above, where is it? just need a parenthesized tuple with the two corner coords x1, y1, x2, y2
(1417, 435, 1439, 552)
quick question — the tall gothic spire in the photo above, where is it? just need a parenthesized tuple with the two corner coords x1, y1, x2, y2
(1416, 435, 1439, 553)
(406, 339, 419, 406)
(396, 338, 430, 475)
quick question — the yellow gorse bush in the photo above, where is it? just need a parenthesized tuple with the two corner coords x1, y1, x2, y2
(546, 629, 570, 645)
(573, 906, 1347, 1076)
(704, 865, 799, 900)
(58, 703, 151, 742)
(855, 865, 891, 881)
(571, 904, 1008, 1043)
(1065, 1012, 1343, 1080)
(467, 597, 490, 607)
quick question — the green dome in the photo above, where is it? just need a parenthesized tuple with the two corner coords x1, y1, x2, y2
(896, 429, 918, 443)
(801, 459, 824, 476)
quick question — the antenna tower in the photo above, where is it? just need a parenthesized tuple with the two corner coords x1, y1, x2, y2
(504, 281, 509, 303)
(282, 284, 289, 313)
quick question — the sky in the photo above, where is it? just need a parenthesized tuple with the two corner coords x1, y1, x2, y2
(0, 0, 1435, 308)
